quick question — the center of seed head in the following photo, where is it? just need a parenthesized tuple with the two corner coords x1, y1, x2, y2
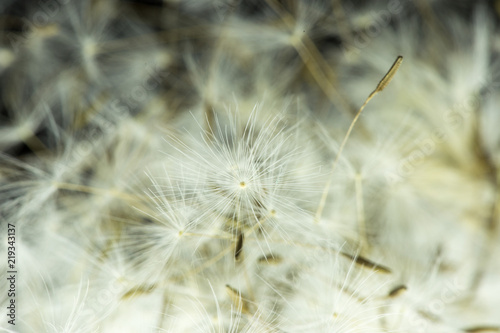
(239, 181, 246, 188)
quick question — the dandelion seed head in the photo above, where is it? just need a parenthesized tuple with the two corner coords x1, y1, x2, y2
(5, 1, 500, 331)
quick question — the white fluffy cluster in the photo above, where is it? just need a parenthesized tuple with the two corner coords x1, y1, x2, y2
(1, 0, 500, 332)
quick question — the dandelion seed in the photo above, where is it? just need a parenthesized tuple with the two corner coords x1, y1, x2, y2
(387, 284, 407, 298)
(315, 55, 403, 223)
(257, 254, 283, 265)
(121, 284, 157, 300)
(225, 284, 251, 315)
(162, 106, 323, 244)
(235, 232, 244, 260)
(340, 252, 392, 274)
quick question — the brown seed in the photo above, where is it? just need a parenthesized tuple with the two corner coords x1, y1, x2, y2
(257, 253, 283, 264)
(341, 252, 392, 274)
(374, 55, 403, 94)
(225, 284, 250, 314)
(235, 232, 244, 260)
(388, 284, 407, 298)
